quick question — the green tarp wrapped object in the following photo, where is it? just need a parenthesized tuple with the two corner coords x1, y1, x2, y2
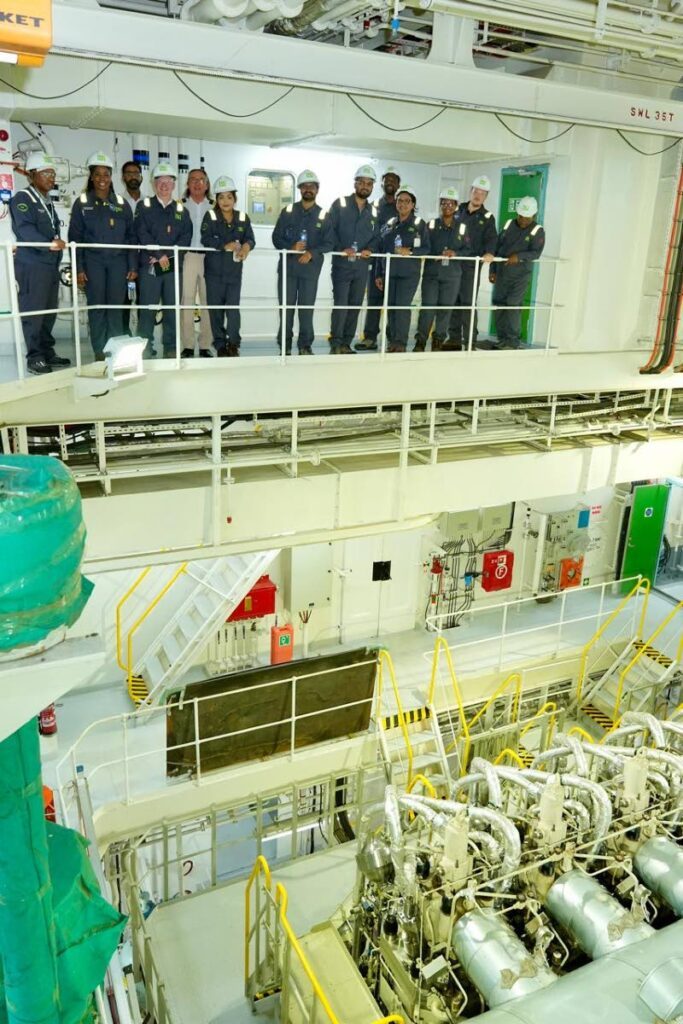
(0, 456, 93, 652)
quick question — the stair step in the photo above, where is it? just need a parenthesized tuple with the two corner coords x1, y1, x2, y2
(178, 612, 201, 639)
(517, 745, 535, 767)
(382, 706, 431, 730)
(144, 653, 165, 687)
(193, 591, 220, 618)
(582, 703, 614, 730)
(632, 641, 673, 667)
(383, 731, 439, 752)
(412, 753, 443, 770)
(128, 675, 149, 706)
(162, 634, 183, 664)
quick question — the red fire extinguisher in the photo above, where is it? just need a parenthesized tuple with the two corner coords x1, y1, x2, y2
(38, 704, 57, 736)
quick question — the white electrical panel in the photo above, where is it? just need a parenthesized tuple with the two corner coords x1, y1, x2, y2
(441, 509, 480, 538)
(481, 504, 512, 538)
(283, 544, 333, 612)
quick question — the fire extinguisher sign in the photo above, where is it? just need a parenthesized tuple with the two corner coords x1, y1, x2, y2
(481, 550, 515, 592)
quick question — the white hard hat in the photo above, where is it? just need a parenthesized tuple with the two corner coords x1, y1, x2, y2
(354, 164, 377, 182)
(213, 175, 237, 194)
(86, 151, 113, 169)
(517, 195, 538, 217)
(397, 184, 417, 200)
(297, 169, 319, 186)
(439, 186, 459, 203)
(382, 166, 401, 179)
(152, 162, 177, 179)
(471, 175, 491, 192)
(25, 152, 57, 174)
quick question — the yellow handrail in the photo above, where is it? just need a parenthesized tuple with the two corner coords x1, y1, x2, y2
(377, 649, 414, 785)
(613, 598, 683, 720)
(406, 773, 437, 798)
(428, 636, 471, 771)
(115, 566, 151, 671)
(247, 858, 404, 1024)
(467, 671, 522, 732)
(567, 725, 594, 743)
(244, 855, 272, 985)
(520, 701, 558, 746)
(125, 563, 188, 689)
(575, 577, 650, 705)
(494, 748, 525, 768)
(276, 883, 341, 1024)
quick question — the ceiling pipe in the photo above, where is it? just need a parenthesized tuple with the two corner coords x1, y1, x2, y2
(417, 0, 683, 60)
(183, 0, 304, 26)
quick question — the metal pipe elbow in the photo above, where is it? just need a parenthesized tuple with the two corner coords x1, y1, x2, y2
(471, 757, 504, 807)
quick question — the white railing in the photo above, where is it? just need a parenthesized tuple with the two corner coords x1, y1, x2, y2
(54, 657, 378, 829)
(1, 240, 564, 379)
(424, 576, 646, 682)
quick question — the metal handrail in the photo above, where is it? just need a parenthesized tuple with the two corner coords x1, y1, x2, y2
(406, 773, 437, 798)
(377, 648, 415, 785)
(428, 636, 471, 770)
(613, 598, 683, 720)
(575, 576, 649, 705)
(115, 566, 151, 671)
(244, 855, 273, 987)
(125, 563, 188, 690)
(246, 857, 404, 1024)
(567, 725, 594, 743)
(493, 748, 526, 768)
(520, 701, 558, 744)
(467, 671, 522, 732)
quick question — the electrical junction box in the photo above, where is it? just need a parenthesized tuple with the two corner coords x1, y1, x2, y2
(283, 544, 333, 612)
(481, 550, 515, 592)
(441, 509, 479, 538)
(559, 556, 584, 590)
(228, 574, 277, 621)
(481, 504, 513, 538)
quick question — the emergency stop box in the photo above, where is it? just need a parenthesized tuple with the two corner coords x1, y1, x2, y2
(481, 550, 514, 592)
(227, 574, 276, 621)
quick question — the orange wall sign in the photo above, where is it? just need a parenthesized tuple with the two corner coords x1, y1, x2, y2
(0, 0, 51, 66)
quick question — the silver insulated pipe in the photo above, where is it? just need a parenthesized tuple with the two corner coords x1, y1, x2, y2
(452, 910, 556, 1008)
(634, 836, 683, 916)
(544, 870, 653, 958)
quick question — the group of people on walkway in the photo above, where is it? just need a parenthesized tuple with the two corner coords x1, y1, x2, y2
(9, 150, 545, 373)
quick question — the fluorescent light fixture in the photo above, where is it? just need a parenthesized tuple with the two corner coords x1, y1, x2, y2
(103, 335, 146, 381)
(0, 51, 19, 64)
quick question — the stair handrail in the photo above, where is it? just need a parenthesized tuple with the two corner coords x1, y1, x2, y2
(406, 773, 437, 798)
(428, 636, 471, 770)
(246, 858, 404, 1024)
(520, 701, 558, 746)
(467, 671, 522, 732)
(493, 748, 526, 768)
(125, 563, 188, 690)
(575, 576, 650, 706)
(115, 566, 151, 671)
(377, 649, 415, 785)
(244, 855, 273, 988)
(613, 598, 683, 721)
(567, 725, 594, 743)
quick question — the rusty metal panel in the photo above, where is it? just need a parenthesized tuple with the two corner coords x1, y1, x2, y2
(166, 647, 378, 777)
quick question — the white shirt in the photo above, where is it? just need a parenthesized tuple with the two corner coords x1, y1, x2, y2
(185, 197, 211, 249)
(122, 190, 143, 214)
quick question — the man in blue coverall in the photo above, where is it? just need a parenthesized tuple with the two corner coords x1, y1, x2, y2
(486, 195, 546, 350)
(272, 169, 330, 354)
(10, 151, 70, 375)
(134, 162, 192, 358)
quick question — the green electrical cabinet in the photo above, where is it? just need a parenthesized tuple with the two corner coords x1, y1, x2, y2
(620, 483, 670, 589)
(491, 165, 548, 344)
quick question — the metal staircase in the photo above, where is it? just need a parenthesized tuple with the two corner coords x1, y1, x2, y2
(123, 550, 280, 708)
(375, 650, 451, 795)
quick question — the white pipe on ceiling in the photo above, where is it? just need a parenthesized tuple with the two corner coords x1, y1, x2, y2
(182, 0, 303, 24)
(417, 0, 683, 60)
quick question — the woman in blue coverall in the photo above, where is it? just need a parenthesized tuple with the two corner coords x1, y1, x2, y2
(68, 151, 137, 360)
(200, 175, 255, 357)
(375, 185, 430, 352)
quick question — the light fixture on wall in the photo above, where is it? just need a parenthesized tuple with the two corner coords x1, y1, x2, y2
(104, 335, 147, 381)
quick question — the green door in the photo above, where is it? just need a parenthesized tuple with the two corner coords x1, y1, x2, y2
(620, 483, 670, 590)
(491, 165, 547, 344)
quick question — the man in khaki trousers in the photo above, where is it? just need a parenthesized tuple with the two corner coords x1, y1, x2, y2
(181, 168, 213, 357)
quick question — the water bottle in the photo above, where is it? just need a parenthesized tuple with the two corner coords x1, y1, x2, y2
(348, 240, 358, 263)
(441, 249, 449, 268)
(394, 234, 402, 253)
(232, 241, 242, 262)
(127, 280, 136, 301)
(300, 228, 308, 247)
